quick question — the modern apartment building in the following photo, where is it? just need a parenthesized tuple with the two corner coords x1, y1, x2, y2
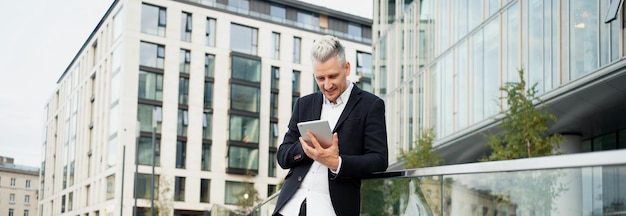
(373, 0, 626, 164)
(0, 156, 39, 216)
(39, 0, 372, 215)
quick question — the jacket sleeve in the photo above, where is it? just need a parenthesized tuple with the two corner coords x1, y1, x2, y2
(276, 97, 312, 169)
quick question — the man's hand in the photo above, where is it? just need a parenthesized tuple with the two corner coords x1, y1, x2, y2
(301, 132, 340, 170)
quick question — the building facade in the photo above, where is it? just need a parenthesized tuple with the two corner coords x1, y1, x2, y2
(39, 0, 372, 215)
(373, 1, 626, 214)
(0, 156, 39, 216)
(374, 0, 626, 164)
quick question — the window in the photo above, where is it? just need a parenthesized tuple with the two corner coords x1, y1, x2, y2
(10, 178, 16, 187)
(8, 209, 14, 216)
(23, 210, 28, 216)
(268, 151, 276, 177)
(26, 180, 31, 188)
(68, 192, 73, 211)
(225, 181, 253, 205)
(201, 143, 211, 171)
(135, 173, 159, 199)
(202, 112, 212, 140)
(138, 70, 163, 101)
(174, 177, 186, 201)
(272, 32, 280, 59)
(270, 93, 278, 119)
(356, 51, 373, 92)
(230, 23, 258, 55)
(25, 195, 30, 204)
(175, 141, 186, 168)
(9, 193, 15, 203)
(139, 42, 165, 69)
(179, 49, 190, 74)
(269, 122, 279, 147)
(228, 146, 259, 170)
(292, 70, 301, 93)
(137, 104, 162, 133)
(177, 109, 188, 136)
(200, 179, 210, 203)
(141, 3, 166, 36)
(178, 77, 189, 105)
(348, 23, 362, 41)
(206, 18, 216, 46)
(268, 184, 277, 196)
(296, 11, 319, 30)
(228, 0, 249, 14)
(205, 54, 215, 77)
(136, 137, 161, 166)
(271, 66, 280, 89)
(181, 12, 192, 42)
(231, 55, 261, 82)
(229, 115, 260, 143)
(293, 37, 301, 63)
(270, 4, 286, 22)
(106, 175, 115, 200)
(204, 81, 213, 110)
(230, 84, 260, 113)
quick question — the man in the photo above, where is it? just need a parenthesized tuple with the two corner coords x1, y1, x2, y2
(273, 35, 388, 216)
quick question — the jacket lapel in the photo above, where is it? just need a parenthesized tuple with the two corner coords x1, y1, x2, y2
(333, 85, 362, 132)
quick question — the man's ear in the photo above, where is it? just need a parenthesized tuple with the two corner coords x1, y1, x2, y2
(344, 61, 351, 75)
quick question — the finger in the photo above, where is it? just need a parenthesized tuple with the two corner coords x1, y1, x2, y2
(307, 131, 323, 149)
(300, 137, 314, 155)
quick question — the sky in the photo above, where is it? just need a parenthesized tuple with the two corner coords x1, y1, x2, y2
(0, 0, 372, 168)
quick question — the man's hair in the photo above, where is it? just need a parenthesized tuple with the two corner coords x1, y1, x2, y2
(311, 35, 346, 66)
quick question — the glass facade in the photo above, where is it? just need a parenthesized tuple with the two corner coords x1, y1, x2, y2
(375, 0, 625, 162)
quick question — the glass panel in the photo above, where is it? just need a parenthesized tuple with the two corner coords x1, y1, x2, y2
(268, 151, 276, 177)
(200, 179, 211, 203)
(202, 113, 212, 140)
(178, 77, 189, 105)
(292, 70, 301, 93)
(176, 141, 186, 168)
(206, 18, 216, 47)
(137, 104, 162, 133)
(181, 12, 192, 42)
(230, 23, 258, 55)
(229, 115, 259, 143)
(137, 137, 160, 166)
(228, 146, 259, 170)
(271, 66, 280, 89)
(230, 84, 260, 113)
(293, 37, 301, 63)
(569, 0, 599, 80)
(174, 176, 186, 201)
(141, 4, 165, 36)
(270, 4, 286, 22)
(205, 54, 215, 77)
(483, 19, 500, 118)
(231, 56, 261, 82)
(135, 173, 159, 199)
(139, 42, 164, 69)
(179, 49, 190, 74)
(272, 32, 281, 59)
(204, 82, 213, 110)
(138, 70, 163, 101)
(201, 143, 211, 171)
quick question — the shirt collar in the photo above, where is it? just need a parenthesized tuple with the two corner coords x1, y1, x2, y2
(323, 80, 353, 106)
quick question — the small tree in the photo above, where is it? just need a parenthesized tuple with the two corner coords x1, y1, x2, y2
(154, 175, 173, 216)
(483, 69, 563, 161)
(399, 129, 443, 168)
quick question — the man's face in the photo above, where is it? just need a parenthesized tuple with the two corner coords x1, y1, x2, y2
(313, 55, 350, 104)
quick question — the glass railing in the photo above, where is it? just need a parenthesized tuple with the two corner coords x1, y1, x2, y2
(251, 149, 626, 216)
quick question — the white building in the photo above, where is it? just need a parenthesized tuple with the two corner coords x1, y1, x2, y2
(39, 0, 372, 215)
(0, 156, 39, 216)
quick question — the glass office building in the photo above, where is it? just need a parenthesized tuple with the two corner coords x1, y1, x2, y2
(373, 0, 626, 164)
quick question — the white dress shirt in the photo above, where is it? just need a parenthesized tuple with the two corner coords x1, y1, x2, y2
(279, 81, 354, 216)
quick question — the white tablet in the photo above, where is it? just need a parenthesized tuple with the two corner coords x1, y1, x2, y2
(297, 120, 333, 148)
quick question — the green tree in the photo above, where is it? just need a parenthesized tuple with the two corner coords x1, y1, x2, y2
(483, 68, 563, 161)
(399, 129, 443, 168)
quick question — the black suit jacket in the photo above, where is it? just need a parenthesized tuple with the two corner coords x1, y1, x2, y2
(273, 85, 388, 216)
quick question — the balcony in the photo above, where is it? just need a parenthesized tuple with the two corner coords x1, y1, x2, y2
(249, 149, 626, 215)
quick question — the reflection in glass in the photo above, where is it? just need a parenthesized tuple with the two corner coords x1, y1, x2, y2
(229, 115, 259, 143)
